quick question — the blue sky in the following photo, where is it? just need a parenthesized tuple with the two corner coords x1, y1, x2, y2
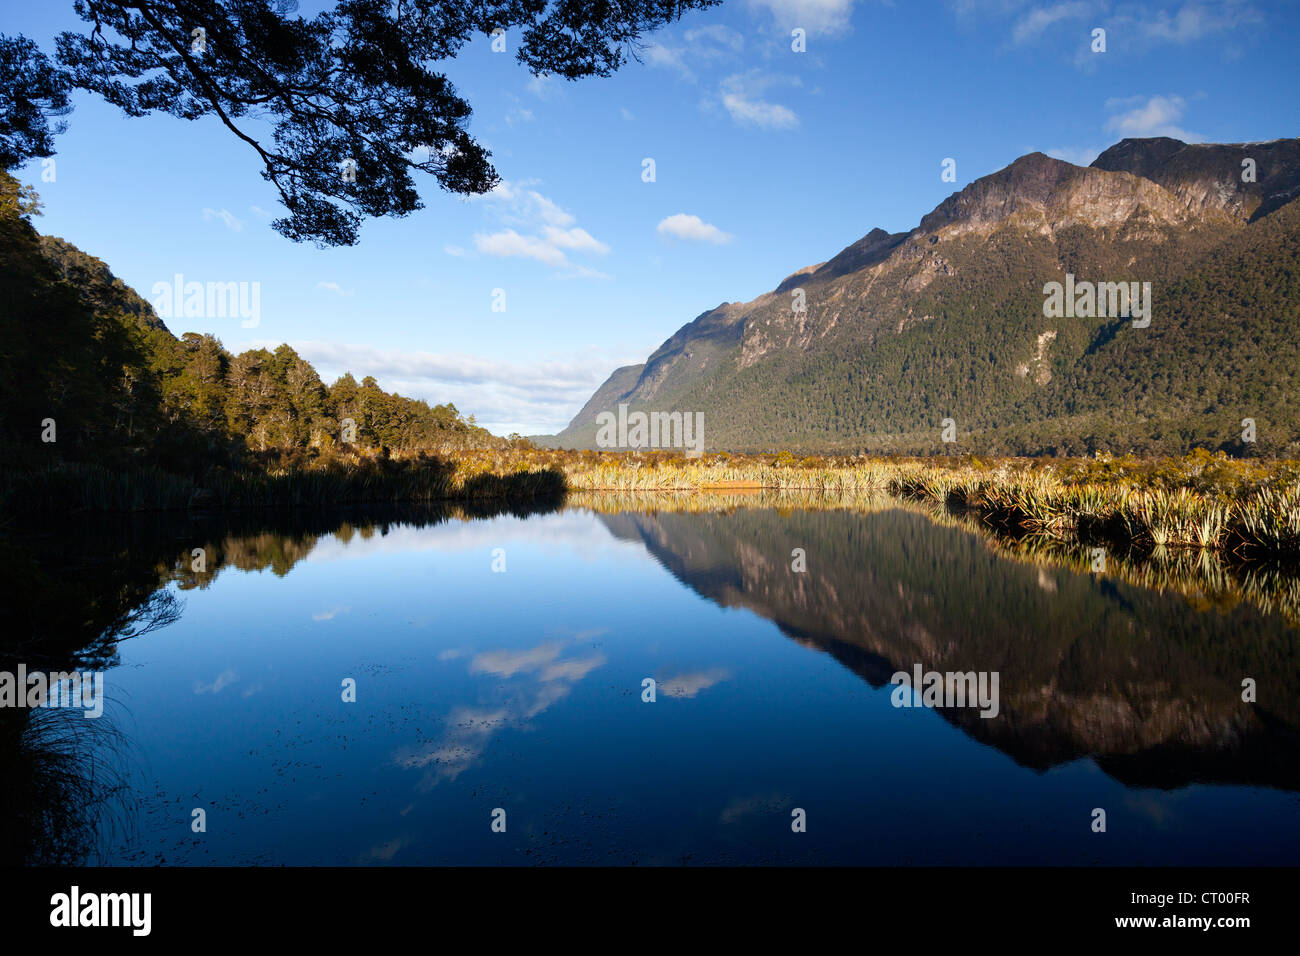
(7, 0, 1298, 434)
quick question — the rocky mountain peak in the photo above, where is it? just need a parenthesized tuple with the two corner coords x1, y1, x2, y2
(917, 151, 1195, 236)
(551, 134, 1300, 455)
(1091, 136, 1190, 177)
(1092, 136, 1300, 221)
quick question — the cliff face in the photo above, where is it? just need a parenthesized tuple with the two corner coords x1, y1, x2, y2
(1091, 136, 1300, 221)
(918, 151, 1206, 237)
(553, 136, 1300, 456)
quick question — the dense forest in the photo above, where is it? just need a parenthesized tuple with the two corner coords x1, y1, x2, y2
(554, 146, 1300, 458)
(0, 172, 504, 487)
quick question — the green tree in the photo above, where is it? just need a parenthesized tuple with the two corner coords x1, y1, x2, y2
(0, 171, 155, 461)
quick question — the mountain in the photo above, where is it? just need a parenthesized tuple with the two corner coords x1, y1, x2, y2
(36, 234, 172, 337)
(550, 136, 1300, 456)
(1090, 136, 1300, 220)
(0, 170, 500, 474)
(596, 506, 1300, 790)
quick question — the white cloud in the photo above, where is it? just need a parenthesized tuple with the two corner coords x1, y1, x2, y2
(684, 24, 746, 50)
(194, 669, 238, 695)
(746, 0, 857, 35)
(303, 512, 647, 565)
(468, 181, 576, 227)
(621, 108, 635, 121)
(505, 106, 534, 126)
(269, 340, 652, 435)
(657, 213, 734, 244)
(1011, 1, 1091, 44)
(525, 74, 559, 100)
(392, 704, 509, 781)
(719, 71, 800, 129)
(466, 180, 573, 227)
(1138, 2, 1262, 43)
(540, 655, 606, 682)
(1104, 94, 1202, 141)
(202, 208, 243, 231)
(316, 281, 353, 296)
(524, 191, 576, 227)
(722, 92, 799, 129)
(951, 1, 1261, 55)
(470, 642, 564, 678)
(474, 229, 569, 266)
(643, 23, 746, 80)
(465, 179, 520, 203)
(1044, 145, 1102, 166)
(644, 42, 693, 78)
(659, 668, 730, 698)
(397, 635, 608, 785)
(462, 180, 607, 274)
(542, 226, 610, 255)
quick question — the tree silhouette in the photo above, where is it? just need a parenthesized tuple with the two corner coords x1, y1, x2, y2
(0, 35, 71, 169)
(0, 0, 716, 245)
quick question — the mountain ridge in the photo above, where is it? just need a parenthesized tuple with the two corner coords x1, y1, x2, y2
(546, 135, 1300, 456)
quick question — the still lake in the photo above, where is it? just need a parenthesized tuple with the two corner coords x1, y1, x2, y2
(8, 497, 1300, 865)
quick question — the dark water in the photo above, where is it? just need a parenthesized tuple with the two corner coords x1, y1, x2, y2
(4, 499, 1300, 865)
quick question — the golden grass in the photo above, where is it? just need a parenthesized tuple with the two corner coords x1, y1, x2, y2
(469, 445, 1300, 557)
(565, 486, 1300, 626)
(12, 443, 1299, 559)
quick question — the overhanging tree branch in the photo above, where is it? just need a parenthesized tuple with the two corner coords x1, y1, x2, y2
(2, 0, 719, 246)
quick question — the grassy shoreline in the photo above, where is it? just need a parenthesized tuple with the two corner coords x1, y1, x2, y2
(566, 487, 1300, 627)
(4, 450, 1299, 630)
(5, 447, 1299, 557)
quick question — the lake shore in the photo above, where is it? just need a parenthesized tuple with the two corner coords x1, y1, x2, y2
(6, 447, 1298, 557)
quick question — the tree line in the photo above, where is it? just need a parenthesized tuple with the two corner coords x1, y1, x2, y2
(0, 172, 500, 482)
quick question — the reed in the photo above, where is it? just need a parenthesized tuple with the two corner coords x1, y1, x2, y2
(562, 486, 1300, 626)
(6, 449, 1298, 559)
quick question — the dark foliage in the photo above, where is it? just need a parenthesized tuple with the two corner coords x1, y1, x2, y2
(2, 0, 716, 244)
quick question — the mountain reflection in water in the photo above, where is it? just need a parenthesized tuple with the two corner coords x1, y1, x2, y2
(2, 494, 1297, 865)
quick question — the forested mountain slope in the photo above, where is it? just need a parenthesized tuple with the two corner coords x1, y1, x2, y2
(0, 172, 499, 476)
(552, 137, 1300, 456)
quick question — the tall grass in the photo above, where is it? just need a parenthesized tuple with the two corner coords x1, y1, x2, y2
(3, 457, 566, 514)
(6, 448, 1298, 558)
(566, 486, 1300, 626)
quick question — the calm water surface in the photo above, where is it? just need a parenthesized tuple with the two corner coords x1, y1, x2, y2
(7, 500, 1300, 865)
